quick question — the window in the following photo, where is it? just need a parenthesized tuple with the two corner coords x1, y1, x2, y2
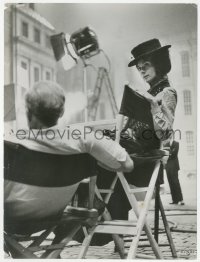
(31, 63, 41, 85)
(45, 35, 51, 49)
(183, 90, 192, 115)
(46, 71, 51, 80)
(186, 131, 194, 156)
(181, 51, 190, 77)
(19, 58, 29, 89)
(34, 67, 39, 82)
(34, 28, 40, 43)
(22, 21, 28, 38)
(44, 68, 52, 81)
(21, 61, 27, 70)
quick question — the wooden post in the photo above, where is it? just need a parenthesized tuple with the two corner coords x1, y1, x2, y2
(154, 178, 160, 242)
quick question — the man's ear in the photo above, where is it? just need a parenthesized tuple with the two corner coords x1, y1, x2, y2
(26, 110, 32, 122)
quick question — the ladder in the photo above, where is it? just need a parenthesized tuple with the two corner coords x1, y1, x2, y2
(88, 67, 118, 121)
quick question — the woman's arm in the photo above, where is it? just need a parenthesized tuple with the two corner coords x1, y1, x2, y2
(150, 88, 177, 140)
(133, 87, 177, 140)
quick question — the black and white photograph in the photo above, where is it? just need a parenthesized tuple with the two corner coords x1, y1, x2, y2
(3, 0, 198, 260)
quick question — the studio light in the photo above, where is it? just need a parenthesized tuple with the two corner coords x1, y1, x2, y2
(50, 26, 101, 122)
(50, 26, 100, 70)
(50, 32, 79, 70)
(70, 27, 100, 60)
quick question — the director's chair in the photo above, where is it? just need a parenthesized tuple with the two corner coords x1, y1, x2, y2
(4, 140, 99, 259)
(78, 85, 177, 259)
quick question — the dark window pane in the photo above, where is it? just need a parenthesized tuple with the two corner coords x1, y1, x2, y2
(34, 67, 39, 82)
(46, 71, 51, 80)
(34, 28, 40, 43)
(21, 61, 27, 70)
(45, 35, 51, 48)
(22, 21, 28, 37)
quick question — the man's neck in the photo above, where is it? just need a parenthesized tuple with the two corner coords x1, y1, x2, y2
(28, 115, 56, 129)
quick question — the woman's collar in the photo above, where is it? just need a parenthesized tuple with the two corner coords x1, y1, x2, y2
(149, 75, 169, 90)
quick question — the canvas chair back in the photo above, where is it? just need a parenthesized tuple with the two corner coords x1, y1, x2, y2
(4, 140, 96, 234)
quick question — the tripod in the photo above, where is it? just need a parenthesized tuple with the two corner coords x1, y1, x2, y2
(87, 67, 118, 121)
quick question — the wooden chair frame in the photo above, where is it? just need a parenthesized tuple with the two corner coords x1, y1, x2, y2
(77, 113, 178, 259)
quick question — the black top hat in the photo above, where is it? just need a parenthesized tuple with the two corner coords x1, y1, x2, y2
(128, 38, 171, 67)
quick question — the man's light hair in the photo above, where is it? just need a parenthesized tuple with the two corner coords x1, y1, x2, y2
(25, 81, 65, 127)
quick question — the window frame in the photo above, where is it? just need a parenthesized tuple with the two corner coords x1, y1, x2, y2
(181, 50, 190, 77)
(34, 27, 41, 44)
(45, 71, 51, 80)
(21, 21, 29, 38)
(183, 90, 192, 115)
(34, 66, 40, 82)
(186, 131, 194, 156)
(43, 67, 53, 81)
(45, 34, 51, 49)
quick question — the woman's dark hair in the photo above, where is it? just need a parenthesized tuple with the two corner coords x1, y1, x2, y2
(145, 49, 171, 76)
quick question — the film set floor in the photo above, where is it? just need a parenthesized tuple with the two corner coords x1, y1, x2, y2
(5, 171, 197, 259)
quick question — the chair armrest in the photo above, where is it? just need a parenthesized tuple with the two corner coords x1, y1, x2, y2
(130, 149, 169, 164)
(130, 149, 168, 158)
(81, 178, 90, 183)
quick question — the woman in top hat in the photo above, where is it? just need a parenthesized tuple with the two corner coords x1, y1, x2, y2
(106, 38, 177, 221)
(98, 38, 178, 251)
(122, 38, 176, 148)
(76, 39, 178, 247)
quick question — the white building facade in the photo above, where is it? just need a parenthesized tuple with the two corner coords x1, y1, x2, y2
(169, 33, 197, 174)
(4, 4, 57, 127)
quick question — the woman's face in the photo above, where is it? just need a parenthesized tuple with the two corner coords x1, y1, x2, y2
(136, 59, 157, 85)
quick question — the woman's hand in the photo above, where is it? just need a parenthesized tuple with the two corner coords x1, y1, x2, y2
(136, 89, 161, 104)
(129, 83, 162, 108)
